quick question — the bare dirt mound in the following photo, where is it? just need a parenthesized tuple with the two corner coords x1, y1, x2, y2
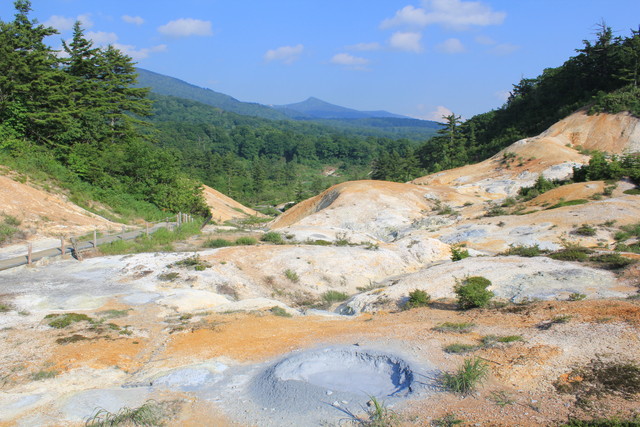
(202, 185, 265, 223)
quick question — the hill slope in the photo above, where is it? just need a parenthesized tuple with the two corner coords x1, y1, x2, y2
(274, 97, 410, 120)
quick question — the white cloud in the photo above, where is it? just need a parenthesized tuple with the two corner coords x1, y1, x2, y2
(86, 31, 118, 46)
(264, 44, 304, 65)
(381, 0, 505, 30)
(436, 38, 465, 53)
(380, 5, 429, 29)
(122, 15, 144, 25)
(44, 14, 93, 31)
(158, 18, 213, 37)
(495, 90, 510, 102)
(346, 42, 382, 51)
(44, 15, 76, 31)
(330, 53, 370, 69)
(428, 105, 454, 122)
(114, 44, 167, 60)
(389, 31, 423, 53)
(489, 43, 520, 55)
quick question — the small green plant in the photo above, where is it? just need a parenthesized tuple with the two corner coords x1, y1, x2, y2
(158, 272, 179, 281)
(450, 245, 470, 262)
(441, 357, 489, 395)
(574, 224, 597, 236)
(481, 335, 523, 347)
(485, 204, 507, 217)
(45, 313, 93, 329)
(31, 369, 58, 381)
(589, 252, 636, 270)
(85, 400, 166, 427)
(270, 306, 292, 317)
(432, 413, 464, 427)
(284, 269, 299, 283)
(569, 293, 587, 301)
(357, 396, 399, 427)
(549, 243, 593, 262)
(0, 302, 12, 313)
(335, 232, 352, 246)
(433, 322, 475, 333)
(235, 236, 258, 246)
(404, 289, 431, 310)
(502, 244, 542, 257)
(443, 343, 478, 354)
(623, 188, 640, 195)
(261, 231, 284, 244)
(547, 199, 589, 209)
(322, 290, 349, 304)
(538, 314, 572, 330)
(489, 390, 515, 407)
(203, 238, 234, 248)
(454, 276, 494, 310)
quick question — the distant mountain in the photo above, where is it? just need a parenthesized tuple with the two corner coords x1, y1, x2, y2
(274, 97, 411, 120)
(135, 68, 288, 120)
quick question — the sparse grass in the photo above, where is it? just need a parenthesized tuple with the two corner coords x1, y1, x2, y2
(454, 276, 494, 310)
(203, 238, 234, 248)
(432, 413, 464, 426)
(99, 222, 202, 255)
(538, 314, 572, 330)
(261, 231, 284, 244)
(549, 244, 593, 262)
(433, 322, 475, 334)
(574, 224, 597, 236)
(450, 245, 470, 262)
(31, 369, 58, 381)
(443, 343, 478, 354)
(45, 313, 93, 329)
(485, 204, 507, 217)
(0, 303, 12, 313)
(569, 292, 587, 301)
(441, 357, 489, 395)
(404, 289, 431, 310)
(56, 334, 89, 345)
(623, 188, 640, 195)
(158, 272, 179, 281)
(171, 254, 211, 271)
(356, 396, 399, 427)
(284, 269, 299, 283)
(85, 400, 166, 427)
(96, 309, 130, 320)
(0, 213, 24, 244)
(589, 252, 636, 270)
(561, 416, 640, 426)
(322, 290, 349, 304)
(269, 306, 292, 317)
(546, 199, 589, 209)
(489, 390, 515, 407)
(481, 335, 523, 347)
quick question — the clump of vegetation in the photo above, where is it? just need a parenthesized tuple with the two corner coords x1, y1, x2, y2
(404, 289, 431, 310)
(538, 314, 572, 330)
(561, 415, 640, 427)
(335, 232, 352, 246)
(100, 223, 202, 255)
(518, 175, 561, 201)
(574, 224, 597, 236)
(589, 252, 636, 270)
(322, 290, 349, 304)
(454, 276, 494, 310)
(450, 245, 470, 262)
(555, 357, 640, 404)
(44, 313, 93, 329)
(269, 306, 292, 317)
(0, 213, 25, 244)
(433, 322, 475, 334)
(502, 244, 543, 257)
(481, 335, 523, 347)
(0, 302, 12, 313)
(432, 413, 464, 427)
(489, 390, 516, 407)
(85, 400, 167, 427)
(284, 269, 299, 283)
(158, 272, 180, 281)
(441, 357, 489, 395)
(261, 231, 284, 244)
(547, 199, 589, 210)
(549, 243, 593, 262)
(356, 396, 399, 427)
(569, 293, 587, 301)
(444, 343, 478, 354)
(31, 369, 59, 381)
(172, 254, 211, 271)
(203, 238, 234, 248)
(484, 203, 507, 217)
(235, 236, 258, 246)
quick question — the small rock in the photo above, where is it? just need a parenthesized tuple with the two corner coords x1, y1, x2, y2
(326, 390, 333, 395)
(332, 401, 340, 407)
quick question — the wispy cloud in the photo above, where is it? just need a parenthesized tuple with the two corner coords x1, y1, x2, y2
(346, 42, 382, 51)
(44, 14, 93, 31)
(489, 43, 520, 55)
(264, 44, 304, 65)
(436, 38, 465, 53)
(115, 44, 167, 60)
(389, 31, 423, 53)
(122, 15, 144, 26)
(87, 31, 118, 45)
(427, 105, 454, 122)
(474, 34, 495, 45)
(381, 0, 505, 30)
(158, 18, 213, 37)
(331, 53, 370, 70)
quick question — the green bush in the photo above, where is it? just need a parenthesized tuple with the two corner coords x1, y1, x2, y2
(502, 244, 542, 257)
(451, 245, 470, 262)
(284, 269, 299, 283)
(574, 224, 597, 236)
(589, 253, 636, 270)
(454, 276, 494, 310)
(404, 289, 431, 310)
(235, 236, 258, 246)
(322, 290, 349, 304)
(441, 357, 489, 395)
(261, 231, 283, 244)
(270, 306, 292, 317)
(203, 238, 234, 248)
(45, 313, 93, 329)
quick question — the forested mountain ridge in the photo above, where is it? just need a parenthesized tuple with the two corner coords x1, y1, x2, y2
(273, 96, 411, 119)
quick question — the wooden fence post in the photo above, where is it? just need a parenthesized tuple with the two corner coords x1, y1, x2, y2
(27, 243, 32, 265)
(93, 230, 97, 252)
(146, 222, 149, 237)
(60, 237, 66, 258)
(177, 213, 181, 226)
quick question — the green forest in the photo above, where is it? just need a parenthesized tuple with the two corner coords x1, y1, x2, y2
(1, 0, 639, 222)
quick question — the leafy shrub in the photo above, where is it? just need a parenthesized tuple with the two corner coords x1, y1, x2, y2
(502, 244, 542, 257)
(203, 238, 234, 248)
(589, 252, 636, 270)
(261, 231, 283, 244)
(284, 269, 299, 283)
(518, 175, 560, 200)
(441, 357, 489, 395)
(270, 306, 292, 317)
(454, 276, 494, 310)
(404, 289, 431, 310)
(235, 236, 258, 246)
(451, 245, 470, 262)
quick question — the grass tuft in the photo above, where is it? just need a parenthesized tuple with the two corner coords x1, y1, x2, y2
(441, 357, 489, 395)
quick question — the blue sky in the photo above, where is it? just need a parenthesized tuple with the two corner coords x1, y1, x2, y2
(2, 0, 639, 121)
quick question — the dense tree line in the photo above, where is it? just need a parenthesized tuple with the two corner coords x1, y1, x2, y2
(372, 23, 640, 181)
(0, 1, 209, 218)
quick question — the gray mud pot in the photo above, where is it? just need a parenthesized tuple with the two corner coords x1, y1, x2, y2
(242, 346, 433, 425)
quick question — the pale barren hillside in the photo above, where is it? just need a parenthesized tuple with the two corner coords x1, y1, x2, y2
(202, 184, 265, 223)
